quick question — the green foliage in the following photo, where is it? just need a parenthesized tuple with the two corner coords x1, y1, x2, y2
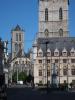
(18, 72, 27, 81)
(12, 71, 27, 82)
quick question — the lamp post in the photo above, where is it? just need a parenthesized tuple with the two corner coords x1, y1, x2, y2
(67, 56, 69, 91)
(45, 41, 49, 91)
(59, 55, 60, 88)
(16, 64, 19, 83)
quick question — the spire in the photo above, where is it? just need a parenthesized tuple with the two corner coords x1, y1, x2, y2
(13, 25, 22, 31)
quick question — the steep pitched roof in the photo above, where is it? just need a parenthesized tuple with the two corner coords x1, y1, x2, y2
(13, 25, 22, 31)
(37, 37, 75, 56)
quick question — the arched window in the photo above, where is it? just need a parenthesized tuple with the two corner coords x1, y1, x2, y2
(59, 29, 63, 37)
(59, 8, 63, 20)
(45, 8, 48, 22)
(44, 29, 49, 37)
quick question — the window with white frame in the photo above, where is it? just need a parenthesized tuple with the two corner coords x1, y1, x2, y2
(38, 60, 42, 64)
(63, 66, 67, 76)
(47, 49, 51, 56)
(39, 70, 42, 76)
(62, 48, 67, 56)
(54, 48, 59, 56)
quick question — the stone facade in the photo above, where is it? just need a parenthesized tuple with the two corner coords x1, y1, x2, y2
(34, 38, 75, 85)
(33, 0, 75, 86)
(10, 25, 33, 83)
(38, 0, 69, 38)
(9, 57, 32, 83)
(11, 25, 24, 59)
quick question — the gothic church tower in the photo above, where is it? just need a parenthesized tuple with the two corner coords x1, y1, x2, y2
(38, 0, 69, 38)
(11, 25, 24, 59)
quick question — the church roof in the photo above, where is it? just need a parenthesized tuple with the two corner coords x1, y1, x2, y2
(13, 25, 22, 31)
(37, 37, 75, 56)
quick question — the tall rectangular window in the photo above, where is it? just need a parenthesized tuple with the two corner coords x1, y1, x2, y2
(63, 59, 67, 63)
(59, 8, 63, 20)
(39, 60, 42, 63)
(47, 70, 50, 76)
(39, 70, 42, 76)
(55, 59, 58, 63)
(71, 59, 75, 63)
(63, 68, 67, 76)
(47, 59, 50, 63)
(45, 8, 48, 22)
(16, 33, 18, 41)
(19, 34, 21, 41)
(71, 69, 75, 75)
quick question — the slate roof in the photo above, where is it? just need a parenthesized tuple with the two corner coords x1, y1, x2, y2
(37, 37, 75, 56)
(13, 25, 22, 31)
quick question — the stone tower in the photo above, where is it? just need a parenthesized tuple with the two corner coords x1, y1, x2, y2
(11, 25, 24, 59)
(38, 0, 69, 38)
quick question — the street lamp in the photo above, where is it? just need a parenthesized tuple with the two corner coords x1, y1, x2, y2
(59, 55, 60, 87)
(67, 56, 69, 91)
(16, 64, 19, 83)
(45, 41, 49, 91)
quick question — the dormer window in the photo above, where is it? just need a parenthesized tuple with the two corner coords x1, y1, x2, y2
(54, 48, 59, 56)
(38, 48, 43, 57)
(70, 48, 75, 56)
(62, 48, 67, 56)
(47, 49, 51, 57)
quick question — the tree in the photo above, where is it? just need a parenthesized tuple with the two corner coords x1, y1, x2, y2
(18, 72, 27, 81)
(12, 71, 27, 83)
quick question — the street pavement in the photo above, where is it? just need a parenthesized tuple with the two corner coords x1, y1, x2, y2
(7, 87, 75, 100)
